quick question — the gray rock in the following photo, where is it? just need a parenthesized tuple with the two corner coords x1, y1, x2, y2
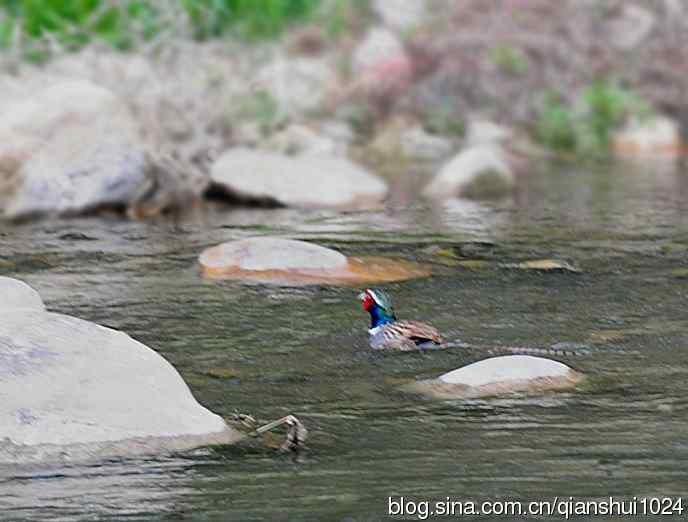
(0, 276, 239, 463)
(0, 81, 147, 219)
(407, 355, 584, 399)
(423, 144, 515, 200)
(210, 148, 387, 208)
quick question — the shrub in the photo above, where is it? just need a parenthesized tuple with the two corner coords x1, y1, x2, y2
(535, 81, 652, 157)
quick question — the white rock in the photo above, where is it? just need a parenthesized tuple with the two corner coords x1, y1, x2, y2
(0, 277, 238, 463)
(200, 237, 348, 273)
(210, 148, 388, 209)
(372, 0, 427, 31)
(0, 276, 45, 313)
(612, 115, 681, 157)
(409, 355, 583, 398)
(423, 145, 515, 200)
(352, 27, 405, 75)
(0, 81, 146, 218)
(438, 355, 572, 386)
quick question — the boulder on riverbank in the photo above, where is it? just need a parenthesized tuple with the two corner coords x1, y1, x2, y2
(0, 81, 147, 219)
(423, 144, 515, 200)
(406, 355, 583, 399)
(208, 148, 388, 209)
(199, 237, 431, 285)
(0, 276, 240, 463)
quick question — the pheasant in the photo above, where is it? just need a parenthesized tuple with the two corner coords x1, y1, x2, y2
(358, 288, 444, 350)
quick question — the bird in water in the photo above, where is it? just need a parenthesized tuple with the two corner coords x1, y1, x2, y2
(358, 288, 444, 350)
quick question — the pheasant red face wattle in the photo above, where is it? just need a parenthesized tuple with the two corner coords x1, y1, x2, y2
(358, 288, 444, 351)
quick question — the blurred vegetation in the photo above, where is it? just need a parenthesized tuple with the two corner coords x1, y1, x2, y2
(535, 81, 652, 157)
(489, 44, 528, 75)
(0, 0, 324, 57)
(182, 0, 320, 40)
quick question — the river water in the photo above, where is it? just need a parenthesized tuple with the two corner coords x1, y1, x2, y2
(1, 161, 687, 521)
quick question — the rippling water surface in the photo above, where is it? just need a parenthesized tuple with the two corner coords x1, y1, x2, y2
(1, 162, 688, 521)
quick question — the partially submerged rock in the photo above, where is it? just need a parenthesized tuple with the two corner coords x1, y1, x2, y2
(0, 276, 240, 463)
(509, 259, 580, 273)
(0, 81, 147, 219)
(406, 355, 583, 399)
(208, 148, 388, 209)
(199, 237, 431, 285)
(423, 145, 515, 200)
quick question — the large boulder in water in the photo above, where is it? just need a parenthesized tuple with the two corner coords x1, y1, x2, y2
(0, 276, 240, 463)
(0, 80, 146, 219)
(407, 355, 583, 399)
(208, 148, 388, 209)
(199, 237, 431, 285)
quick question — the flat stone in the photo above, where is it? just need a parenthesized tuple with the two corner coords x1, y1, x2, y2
(210, 148, 388, 209)
(510, 259, 580, 273)
(199, 237, 431, 285)
(407, 355, 583, 399)
(0, 277, 240, 463)
(200, 237, 347, 273)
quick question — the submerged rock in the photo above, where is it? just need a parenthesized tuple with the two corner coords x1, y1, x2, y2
(0, 81, 146, 219)
(407, 355, 583, 399)
(199, 237, 431, 285)
(423, 145, 515, 200)
(0, 276, 240, 463)
(510, 259, 580, 273)
(209, 148, 388, 209)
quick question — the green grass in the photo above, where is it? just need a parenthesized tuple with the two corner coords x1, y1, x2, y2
(182, 0, 321, 40)
(0, 0, 324, 58)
